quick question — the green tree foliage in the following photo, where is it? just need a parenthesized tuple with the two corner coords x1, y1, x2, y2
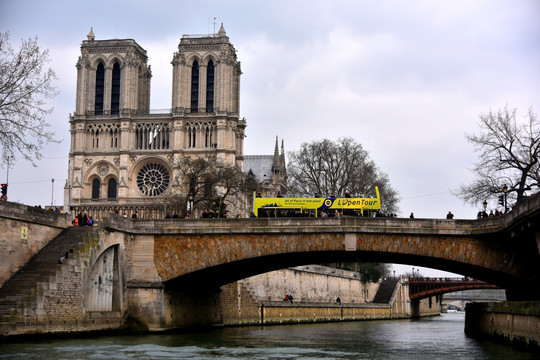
(287, 137, 400, 214)
(455, 106, 539, 206)
(0, 32, 59, 166)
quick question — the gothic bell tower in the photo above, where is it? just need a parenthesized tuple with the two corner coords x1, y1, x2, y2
(171, 23, 245, 167)
(64, 26, 246, 219)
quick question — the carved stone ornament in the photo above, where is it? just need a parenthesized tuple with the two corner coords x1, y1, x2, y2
(84, 158, 93, 166)
(97, 163, 109, 176)
(137, 163, 170, 197)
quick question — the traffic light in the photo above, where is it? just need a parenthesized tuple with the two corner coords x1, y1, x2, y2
(498, 195, 504, 206)
(1, 183, 7, 195)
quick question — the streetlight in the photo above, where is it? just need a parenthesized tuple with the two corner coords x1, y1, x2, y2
(503, 184, 508, 213)
(412, 267, 415, 279)
(483, 200, 487, 212)
(51, 178, 54, 207)
(216, 188, 224, 218)
(187, 193, 193, 216)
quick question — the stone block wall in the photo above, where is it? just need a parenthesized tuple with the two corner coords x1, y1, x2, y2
(0, 201, 71, 287)
(465, 301, 540, 350)
(220, 282, 260, 326)
(239, 265, 380, 304)
(0, 227, 127, 337)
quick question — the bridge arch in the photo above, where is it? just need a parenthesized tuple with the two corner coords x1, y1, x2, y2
(149, 217, 538, 301)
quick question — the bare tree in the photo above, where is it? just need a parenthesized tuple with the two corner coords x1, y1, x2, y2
(177, 157, 247, 216)
(454, 106, 539, 207)
(0, 32, 59, 166)
(287, 137, 400, 214)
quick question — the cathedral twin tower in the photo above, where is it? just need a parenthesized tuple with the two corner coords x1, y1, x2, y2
(66, 25, 247, 218)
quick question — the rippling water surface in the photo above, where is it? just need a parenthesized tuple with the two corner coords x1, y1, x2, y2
(0, 313, 535, 359)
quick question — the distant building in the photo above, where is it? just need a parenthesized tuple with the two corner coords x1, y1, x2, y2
(64, 25, 246, 218)
(244, 137, 287, 196)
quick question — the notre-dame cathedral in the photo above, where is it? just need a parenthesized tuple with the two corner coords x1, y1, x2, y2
(64, 25, 286, 219)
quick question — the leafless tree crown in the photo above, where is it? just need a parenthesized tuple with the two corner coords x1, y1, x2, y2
(455, 106, 539, 206)
(0, 32, 59, 166)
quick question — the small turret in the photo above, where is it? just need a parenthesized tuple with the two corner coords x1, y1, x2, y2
(87, 27, 95, 42)
(218, 23, 226, 37)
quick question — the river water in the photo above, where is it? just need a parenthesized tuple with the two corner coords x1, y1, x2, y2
(0, 313, 535, 359)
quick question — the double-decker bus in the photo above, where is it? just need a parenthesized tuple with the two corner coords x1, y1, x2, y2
(253, 187, 381, 218)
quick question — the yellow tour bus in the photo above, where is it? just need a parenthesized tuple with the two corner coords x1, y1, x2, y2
(253, 187, 381, 218)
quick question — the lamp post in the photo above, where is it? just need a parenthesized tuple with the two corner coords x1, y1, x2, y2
(51, 178, 54, 207)
(412, 267, 415, 279)
(483, 200, 487, 215)
(216, 188, 224, 218)
(188, 193, 193, 216)
(503, 184, 508, 213)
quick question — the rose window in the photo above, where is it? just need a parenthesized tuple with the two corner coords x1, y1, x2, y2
(137, 163, 170, 196)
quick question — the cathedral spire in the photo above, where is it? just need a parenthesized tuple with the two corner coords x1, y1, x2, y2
(272, 136, 281, 173)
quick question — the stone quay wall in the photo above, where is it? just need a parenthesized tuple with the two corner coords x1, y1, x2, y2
(218, 269, 440, 326)
(0, 201, 71, 287)
(465, 301, 539, 351)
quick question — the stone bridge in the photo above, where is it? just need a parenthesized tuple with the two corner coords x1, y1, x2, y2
(0, 192, 539, 336)
(111, 190, 539, 301)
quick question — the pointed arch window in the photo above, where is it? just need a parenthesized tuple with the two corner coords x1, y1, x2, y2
(95, 63, 105, 115)
(92, 178, 101, 199)
(110, 127, 119, 148)
(111, 62, 121, 115)
(92, 127, 100, 148)
(190, 61, 199, 113)
(206, 60, 214, 112)
(107, 178, 117, 199)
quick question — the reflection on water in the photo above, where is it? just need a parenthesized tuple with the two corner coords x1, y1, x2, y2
(0, 313, 535, 359)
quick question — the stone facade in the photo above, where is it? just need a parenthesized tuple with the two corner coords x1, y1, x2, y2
(64, 25, 246, 220)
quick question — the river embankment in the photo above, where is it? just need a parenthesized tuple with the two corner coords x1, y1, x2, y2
(465, 301, 539, 351)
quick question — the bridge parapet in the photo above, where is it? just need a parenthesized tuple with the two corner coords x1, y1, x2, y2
(504, 191, 540, 225)
(101, 214, 505, 236)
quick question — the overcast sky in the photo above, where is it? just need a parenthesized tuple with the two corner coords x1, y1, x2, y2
(1, 1, 539, 275)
